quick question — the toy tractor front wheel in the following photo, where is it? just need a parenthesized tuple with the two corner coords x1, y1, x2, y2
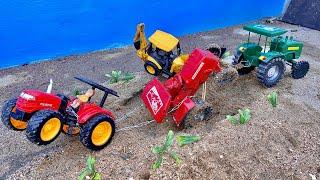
(291, 61, 309, 79)
(26, 110, 63, 145)
(144, 61, 161, 76)
(257, 58, 286, 87)
(80, 115, 115, 150)
(1, 98, 27, 131)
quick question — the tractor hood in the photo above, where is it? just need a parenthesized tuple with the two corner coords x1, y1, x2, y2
(236, 42, 261, 53)
(16, 90, 61, 113)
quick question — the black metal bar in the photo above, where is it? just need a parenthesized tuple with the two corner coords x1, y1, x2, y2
(258, 35, 261, 45)
(100, 92, 109, 107)
(248, 32, 251, 42)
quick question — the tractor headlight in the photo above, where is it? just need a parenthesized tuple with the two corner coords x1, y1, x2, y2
(259, 56, 267, 61)
(239, 47, 246, 52)
(20, 92, 35, 100)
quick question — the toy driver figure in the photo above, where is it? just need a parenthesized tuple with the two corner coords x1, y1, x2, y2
(70, 88, 95, 110)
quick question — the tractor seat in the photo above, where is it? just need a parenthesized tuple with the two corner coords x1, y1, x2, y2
(77, 89, 95, 103)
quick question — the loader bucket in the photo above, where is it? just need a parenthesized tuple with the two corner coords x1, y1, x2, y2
(141, 78, 171, 123)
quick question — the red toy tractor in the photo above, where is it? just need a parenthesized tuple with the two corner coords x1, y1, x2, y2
(1, 76, 118, 150)
(141, 48, 222, 126)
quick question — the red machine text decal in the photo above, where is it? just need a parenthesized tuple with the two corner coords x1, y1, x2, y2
(146, 86, 163, 115)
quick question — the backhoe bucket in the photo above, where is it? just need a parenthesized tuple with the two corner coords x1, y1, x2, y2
(141, 78, 171, 123)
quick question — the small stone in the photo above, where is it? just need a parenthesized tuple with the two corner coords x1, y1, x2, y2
(309, 174, 316, 180)
(219, 155, 223, 158)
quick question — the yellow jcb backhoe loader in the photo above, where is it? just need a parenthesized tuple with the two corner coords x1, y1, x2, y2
(133, 23, 189, 77)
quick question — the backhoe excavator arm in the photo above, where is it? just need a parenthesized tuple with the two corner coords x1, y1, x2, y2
(133, 23, 148, 60)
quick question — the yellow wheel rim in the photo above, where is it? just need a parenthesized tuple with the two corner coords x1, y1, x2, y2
(91, 121, 112, 146)
(40, 118, 61, 141)
(146, 65, 156, 75)
(10, 107, 27, 130)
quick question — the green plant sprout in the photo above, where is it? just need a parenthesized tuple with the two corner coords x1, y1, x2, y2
(105, 71, 135, 84)
(105, 70, 122, 84)
(176, 135, 201, 147)
(267, 91, 278, 108)
(122, 72, 135, 82)
(73, 88, 82, 96)
(226, 108, 251, 125)
(221, 50, 231, 59)
(152, 130, 181, 169)
(78, 156, 101, 180)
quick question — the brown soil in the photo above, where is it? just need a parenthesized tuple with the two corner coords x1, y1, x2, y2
(0, 21, 319, 179)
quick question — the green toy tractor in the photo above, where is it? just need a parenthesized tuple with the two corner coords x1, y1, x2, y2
(233, 24, 309, 87)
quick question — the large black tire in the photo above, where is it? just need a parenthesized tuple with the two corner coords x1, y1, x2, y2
(144, 61, 161, 76)
(257, 58, 286, 88)
(291, 61, 309, 79)
(26, 110, 63, 145)
(237, 66, 256, 75)
(1, 98, 27, 131)
(80, 115, 115, 151)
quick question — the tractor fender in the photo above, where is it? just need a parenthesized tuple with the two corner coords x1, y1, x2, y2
(147, 56, 162, 70)
(77, 103, 115, 125)
(259, 54, 283, 63)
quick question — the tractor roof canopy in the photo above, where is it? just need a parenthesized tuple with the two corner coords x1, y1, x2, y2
(149, 30, 179, 52)
(244, 24, 288, 37)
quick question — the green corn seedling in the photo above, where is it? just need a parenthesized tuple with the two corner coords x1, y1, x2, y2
(78, 156, 101, 180)
(226, 115, 238, 125)
(105, 70, 122, 84)
(239, 108, 251, 124)
(73, 88, 82, 96)
(121, 72, 135, 82)
(152, 130, 180, 169)
(227, 108, 251, 125)
(268, 91, 278, 108)
(221, 50, 231, 59)
(176, 135, 201, 147)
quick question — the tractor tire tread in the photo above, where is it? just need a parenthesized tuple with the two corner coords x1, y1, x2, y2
(291, 61, 309, 79)
(256, 58, 285, 88)
(1, 98, 20, 130)
(26, 110, 63, 145)
(80, 115, 115, 151)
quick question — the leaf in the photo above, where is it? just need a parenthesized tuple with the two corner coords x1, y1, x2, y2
(87, 156, 95, 174)
(163, 130, 174, 151)
(93, 172, 101, 180)
(152, 156, 163, 170)
(152, 146, 164, 154)
(226, 115, 237, 125)
(268, 91, 278, 108)
(176, 135, 201, 147)
(78, 170, 88, 180)
(221, 50, 231, 59)
(170, 151, 181, 165)
(239, 108, 251, 124)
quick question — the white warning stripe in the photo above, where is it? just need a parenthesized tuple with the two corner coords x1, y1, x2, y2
(192, 62, 205, 80)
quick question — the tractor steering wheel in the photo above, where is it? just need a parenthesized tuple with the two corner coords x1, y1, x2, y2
(74, 76, 119, 97)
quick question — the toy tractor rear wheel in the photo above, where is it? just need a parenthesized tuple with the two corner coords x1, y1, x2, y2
(26, 110, 63, 145)
(257, 58, 286, 87)
(1, 98, 27, 131)
(80, 115, 115, 150)
(144, 61, 161, 76)
(291, 61, 309, 79)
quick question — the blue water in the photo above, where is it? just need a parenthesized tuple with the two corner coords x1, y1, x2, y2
(0, 0, 285, 68)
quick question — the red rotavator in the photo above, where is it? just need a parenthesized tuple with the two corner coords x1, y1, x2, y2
(141, 48, 222, 126)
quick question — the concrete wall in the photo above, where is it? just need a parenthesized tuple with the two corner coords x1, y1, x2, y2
(282, 0, 320, 30)
(0, 0, 285, 68)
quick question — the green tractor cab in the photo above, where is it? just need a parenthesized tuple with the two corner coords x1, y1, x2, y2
(233, 24, 309, 87)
